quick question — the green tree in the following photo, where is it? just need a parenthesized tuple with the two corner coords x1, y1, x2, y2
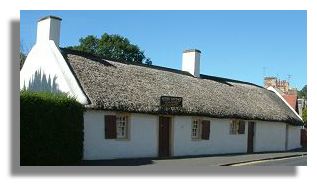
(298, 85, 307, 99)
(20, 41, 29, 70)
(68, 33, 152, 64)
(20, 52, 26, 70)
(302, 106, 307, 126)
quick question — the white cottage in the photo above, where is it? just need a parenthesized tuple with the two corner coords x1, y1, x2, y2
(20, 16, 303, 160)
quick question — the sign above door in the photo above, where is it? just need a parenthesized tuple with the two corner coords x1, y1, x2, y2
(160, 96, 183, 108)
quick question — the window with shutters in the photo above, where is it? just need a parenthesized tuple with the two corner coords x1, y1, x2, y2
(192, 118, 210, 140)
(105, 114, 129, 139)
(230, 119, 245, 135)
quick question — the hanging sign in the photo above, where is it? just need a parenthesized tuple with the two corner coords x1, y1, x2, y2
(160, 96, 183, 108)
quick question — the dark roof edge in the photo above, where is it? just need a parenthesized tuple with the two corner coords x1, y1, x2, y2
(38, 15, 62, 22)
(60, 47, 194, 77)
(183, 49, 201, 53)
(200, 74, 263, 88)
(60, 49, 92, 105)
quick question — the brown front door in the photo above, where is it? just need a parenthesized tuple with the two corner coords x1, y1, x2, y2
(159, 116, 171, 157)
(247, 122, 255, 153)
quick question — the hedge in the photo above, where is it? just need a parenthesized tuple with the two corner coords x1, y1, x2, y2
(20, 91, 84, 165)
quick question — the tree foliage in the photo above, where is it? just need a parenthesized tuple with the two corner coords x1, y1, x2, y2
(68, 33, 152, 64)
(297, 85, 307, 126)
(302, 106, 307, 125)
(20, 41, 29, 70)
(20, 52, 26, 70)
(298, 85, 307, 99)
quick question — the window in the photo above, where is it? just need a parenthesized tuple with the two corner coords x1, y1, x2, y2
(230, 120, 245, 135)
(192, 119, 200, 139)
(192, 118, 210, 140)
(116, 115, 128, 139)
(105, 114, 129, 139)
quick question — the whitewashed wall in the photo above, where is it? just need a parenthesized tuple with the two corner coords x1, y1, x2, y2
(172, 117, 248, 156)
(253, 121, 287, 152)
(20, 41, 88, 104)
(83, 111, 301, 160)
(83, 111, 158, 160)
(287, 125, 301, 150)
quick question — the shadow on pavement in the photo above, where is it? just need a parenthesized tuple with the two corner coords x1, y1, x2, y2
(81, 158, 154, 166)
(79, 147, 306, 166)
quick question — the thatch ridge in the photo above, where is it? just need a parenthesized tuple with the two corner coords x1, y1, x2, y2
(200, 74, 264, 88)
(61, 48, 194, 77)
(61, 48, 303, 126)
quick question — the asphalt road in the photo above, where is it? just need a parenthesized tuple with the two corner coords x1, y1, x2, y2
(81, 151, 307, 166)
(232, 156, 307, 166)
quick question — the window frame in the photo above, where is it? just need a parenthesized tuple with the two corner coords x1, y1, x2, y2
(230, 119, 245, 135)
(191, 118, 211, 140)
(116, 114, 129, 140)
(104, 113, 130, 140)
(192, 118, 201, 140)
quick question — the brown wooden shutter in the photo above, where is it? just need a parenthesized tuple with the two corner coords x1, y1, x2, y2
(201, 120, 210, 140)
(105, 115, 116, 139)
(238, 120, 245, 134)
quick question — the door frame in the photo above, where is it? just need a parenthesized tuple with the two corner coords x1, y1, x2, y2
(247, 121, 255, 153)
(158, 115, 173, 158)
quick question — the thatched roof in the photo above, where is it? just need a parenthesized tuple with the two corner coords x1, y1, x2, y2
(62, 49, 303, 126)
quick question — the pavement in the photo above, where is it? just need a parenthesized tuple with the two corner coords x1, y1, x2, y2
(220, 149, 307, 166)
(231, 156, 307, 166)
(81, 148, 307, 166)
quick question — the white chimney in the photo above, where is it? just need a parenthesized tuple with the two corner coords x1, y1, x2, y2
(182, 49, 201, 77)
(36, 16, 62, 46)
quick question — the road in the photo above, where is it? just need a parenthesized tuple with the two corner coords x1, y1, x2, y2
(81, 152, 307, 166)
(232, 156, 307, 166)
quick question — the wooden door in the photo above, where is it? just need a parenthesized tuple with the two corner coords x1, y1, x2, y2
(159, 116, 171, 157)
(247, 122, 255, 153)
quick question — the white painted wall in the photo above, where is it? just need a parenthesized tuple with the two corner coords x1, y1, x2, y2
(83, 112, 302, 160)
(172, 117, 248, 156)
(253, 121, 287, 152)
(287, 125, 301, 150)
(182, 50, 201, 77)
(83, 111, 158, 160)
(20, 41, 88, 104)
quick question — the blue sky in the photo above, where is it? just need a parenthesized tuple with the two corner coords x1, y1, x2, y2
(20, 10, 307, 89)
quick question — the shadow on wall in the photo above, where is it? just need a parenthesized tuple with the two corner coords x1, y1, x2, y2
(24, 70, 60, 93)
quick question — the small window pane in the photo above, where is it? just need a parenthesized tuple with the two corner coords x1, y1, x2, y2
(116, 115, 128, 139)
(230, 120, 240, 135)
(192, 119, 200, 139)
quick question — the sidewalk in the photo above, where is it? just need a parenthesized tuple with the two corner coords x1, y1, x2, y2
(81, 148, 307, 166)
(216, 150, 307, 166)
